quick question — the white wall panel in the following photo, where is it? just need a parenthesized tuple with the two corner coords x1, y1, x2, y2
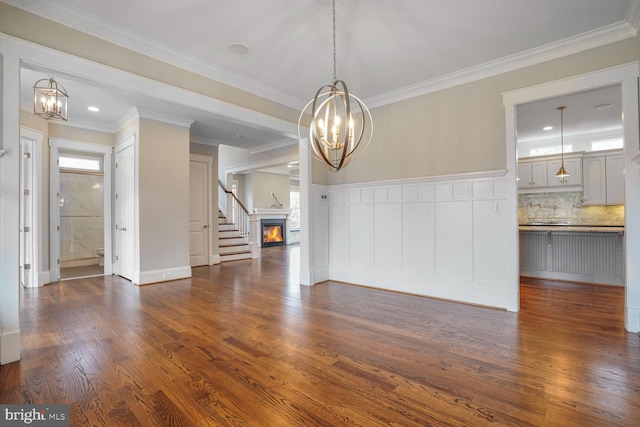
(375, 203, 403, 272)
(435, 201, 473, 280)
(402, 202, 435, 276)
(329, 204, 349, 267)
(473, 200, 508, 284)
(326, 171, 515, 310)
(349, 204, 374, 269)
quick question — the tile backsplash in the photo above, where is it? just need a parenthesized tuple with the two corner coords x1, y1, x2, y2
(518, 191, 624, 225)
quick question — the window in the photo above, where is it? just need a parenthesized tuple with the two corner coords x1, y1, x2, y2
(289, 190, 300, 230)
(529, 145, 573, 157)
(59, 154, 102, 172)
(591, 139, 623, 151)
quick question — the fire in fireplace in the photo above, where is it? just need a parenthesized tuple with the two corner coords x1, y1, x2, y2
(261, 219, 286, 247)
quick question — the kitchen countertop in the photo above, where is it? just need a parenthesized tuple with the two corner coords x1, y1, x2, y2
(519, 225, 624, 233)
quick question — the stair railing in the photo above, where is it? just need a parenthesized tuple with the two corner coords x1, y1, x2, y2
(218, 180, 250, 243)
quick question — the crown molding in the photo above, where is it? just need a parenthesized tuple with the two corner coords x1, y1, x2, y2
(189, 135, 223, 147)
(5, 0, 640, 112)
(248, 138, 297, 155)
(365, 21, 639, 109)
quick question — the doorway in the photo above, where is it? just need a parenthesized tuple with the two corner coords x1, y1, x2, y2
(503, 63, 640, 332)
(189, 154, 213, 267)
(50, 138, 113, 282)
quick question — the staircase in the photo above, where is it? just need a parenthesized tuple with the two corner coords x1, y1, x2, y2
(218, 211, 252, 262)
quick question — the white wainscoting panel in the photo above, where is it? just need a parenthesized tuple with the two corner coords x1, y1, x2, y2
(310, 186, 330, 282)
(327, 172, 514, 309)
(374, 203, 403, 272)
(435, 201, 473, 280)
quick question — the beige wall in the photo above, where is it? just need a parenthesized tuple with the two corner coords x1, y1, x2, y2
(328, 35, 640, 185)
(138, 118, 190, 272)
(48, 123, 115, 146)
(245, 171, 291, 212)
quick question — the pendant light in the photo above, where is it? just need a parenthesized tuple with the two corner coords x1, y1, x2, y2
(298, 0, 373, 172)
(555, 106, 570, 178)
(33, 77, 68, 121)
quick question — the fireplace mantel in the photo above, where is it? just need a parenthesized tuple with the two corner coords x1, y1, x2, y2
(253, 208, 292, 216)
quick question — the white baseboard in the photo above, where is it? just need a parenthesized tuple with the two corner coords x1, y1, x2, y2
(38, 270, 50, 287)
(210, 254, 221, 265)
(133, 265, 192, 286)
(312, 265, 330, 284)
(0, 331, 20, 365)
(627, 306, 640, 333)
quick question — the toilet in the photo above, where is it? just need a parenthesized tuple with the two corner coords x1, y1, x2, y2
(96, 248, 104, 266)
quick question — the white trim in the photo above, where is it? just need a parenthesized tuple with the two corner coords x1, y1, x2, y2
(248, 139, 298, 155)
(133, 265, 192, 286)
(503, 62, 640, 332)
(20, 127, 43, 287)
(137, 107, 194, 128)
(210, 254, 221, 265)
(329, 169, 508, 190)
(224, 152, 300, 175)
(38, 270, 50, 287)
(0, 331, 21, 365)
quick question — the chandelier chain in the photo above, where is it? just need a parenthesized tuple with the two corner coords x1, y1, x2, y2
(332, 0, 337, 82)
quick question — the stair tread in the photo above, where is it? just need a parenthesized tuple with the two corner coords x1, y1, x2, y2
(220, 243, 249, 248)
(221, 250, 251, 256)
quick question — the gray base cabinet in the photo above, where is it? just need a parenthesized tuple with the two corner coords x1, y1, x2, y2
(520, 230, 625, 285)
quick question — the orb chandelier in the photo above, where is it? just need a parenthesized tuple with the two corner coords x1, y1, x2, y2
(298, 0, 373, 172)
(555, 106, 570, 178)
(33, 77, 68, 121)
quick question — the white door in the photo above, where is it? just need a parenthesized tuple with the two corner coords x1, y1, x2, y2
(189, 159, 209, 266)
(19, 138, 34, 287)
(115, 140, 135, 280)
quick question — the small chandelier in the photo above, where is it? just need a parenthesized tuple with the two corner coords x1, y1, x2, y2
(33, 77, 68, 121)
(298, 0, 372, 172)
(556, 106, 570, 178)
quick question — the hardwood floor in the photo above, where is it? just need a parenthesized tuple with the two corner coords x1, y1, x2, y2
(1, 245, 639, 426)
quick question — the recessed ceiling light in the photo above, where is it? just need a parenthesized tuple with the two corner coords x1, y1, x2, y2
(230, 43, 249, 55)
(87, 106, 100, 112)
(593, 103, 613, 110)
(543, 126, 553, 131)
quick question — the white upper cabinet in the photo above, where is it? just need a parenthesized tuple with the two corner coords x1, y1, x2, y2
(517, 160, 547, 189)
(547, 157, 582, 187)
(518, 153, 582, 192)
(606, 154, 625, 204)
(583, 156, 606, 204)
(583, 150, 624, 205)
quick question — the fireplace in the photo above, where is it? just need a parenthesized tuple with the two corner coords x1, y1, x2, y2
(261, 219, 286, 247)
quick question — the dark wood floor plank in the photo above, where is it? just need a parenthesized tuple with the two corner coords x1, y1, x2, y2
(1, 246, 639, 426)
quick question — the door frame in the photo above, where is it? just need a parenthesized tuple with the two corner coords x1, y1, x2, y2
(49, 138, 113, 281)
(114, 135, 136, 281)
(190, 153, 214, 265)
(19, 127, 43, 287)
(503, 62, 640, 332)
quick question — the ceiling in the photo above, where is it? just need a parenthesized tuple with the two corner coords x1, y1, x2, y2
(9, 0, 640, 155)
